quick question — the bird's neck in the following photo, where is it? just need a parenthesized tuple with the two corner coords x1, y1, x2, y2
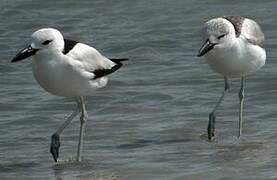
(35, 49, 63, 61)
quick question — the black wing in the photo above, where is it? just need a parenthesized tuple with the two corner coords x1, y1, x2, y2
(63, 39, 78, 54)
(93, 58, 128, 79)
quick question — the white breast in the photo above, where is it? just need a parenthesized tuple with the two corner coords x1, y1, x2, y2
(205, 39, 266, 78)
(32, 53, 107, 97)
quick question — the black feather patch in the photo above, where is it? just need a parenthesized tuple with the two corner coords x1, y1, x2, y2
(222, 16, 245, 37)
(93, 64, 122, 79)
(63, 39, 78, 54)
(109, 58, 128, 63)
(92, 58, 128, 79)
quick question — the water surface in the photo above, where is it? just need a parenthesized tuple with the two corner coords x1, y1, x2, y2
(1, 0, 277, 179)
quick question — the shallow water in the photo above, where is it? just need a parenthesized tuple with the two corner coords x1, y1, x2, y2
(1, 0, 277, 179)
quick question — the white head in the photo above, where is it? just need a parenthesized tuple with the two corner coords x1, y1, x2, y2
(31, 28, 64, 52)
(11, 28, 65, 62)
(197, 18, 237, 57)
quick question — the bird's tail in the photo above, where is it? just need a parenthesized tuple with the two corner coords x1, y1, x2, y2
(110, 58, 128, 65)
(92, 58, 128, 79)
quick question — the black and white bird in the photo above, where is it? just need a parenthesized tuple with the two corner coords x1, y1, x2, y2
(11, 28, 128, 162)
(197, 16, 266, 141)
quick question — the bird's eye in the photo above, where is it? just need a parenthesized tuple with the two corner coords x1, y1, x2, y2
(218, 34, 225, 40)
(42, 40, 53, 45)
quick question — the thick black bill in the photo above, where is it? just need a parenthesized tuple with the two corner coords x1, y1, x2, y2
(197, 40, 216, 57)
(11, 45, 39, 63)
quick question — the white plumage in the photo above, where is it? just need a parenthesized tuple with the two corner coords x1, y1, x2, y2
(30, 28, 116, 97)
(198, 16, 266, 140)
(200, 17, 265, 78)
(11, 28, 127, 162)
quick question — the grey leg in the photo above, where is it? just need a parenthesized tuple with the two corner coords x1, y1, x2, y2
(208, 77, 230, 141)
(238, 76, 245, 138)
(76, 96, 88, 162)
(50, 99, 81, 162)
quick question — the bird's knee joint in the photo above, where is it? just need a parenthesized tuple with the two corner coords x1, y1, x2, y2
(80, 113, 88, 123)
(239, 89, 245, 99)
